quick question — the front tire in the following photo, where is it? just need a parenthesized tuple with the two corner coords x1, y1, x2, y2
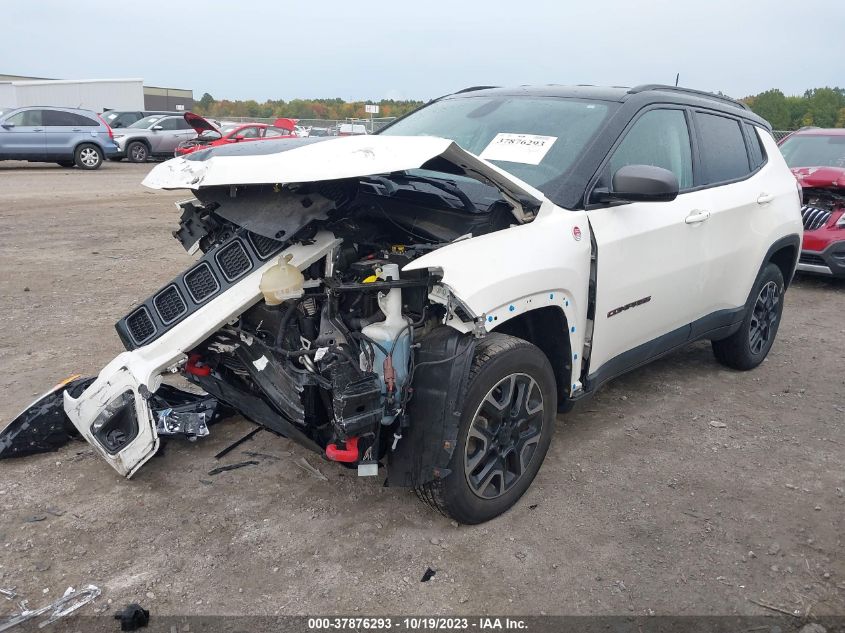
(416, 334, 556, 524)
(74, 144, 103, 170)
(126, 141, 148, 163)
(712, 263, 784, 370)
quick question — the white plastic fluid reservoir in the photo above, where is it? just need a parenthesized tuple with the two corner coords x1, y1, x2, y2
(361, 263, 410, 424)
(259, 254, 304, 305)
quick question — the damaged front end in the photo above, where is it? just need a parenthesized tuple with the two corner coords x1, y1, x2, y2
(1, 135, 544, 485)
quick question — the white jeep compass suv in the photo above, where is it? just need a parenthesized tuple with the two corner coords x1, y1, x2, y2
(2, 85, 802, 524)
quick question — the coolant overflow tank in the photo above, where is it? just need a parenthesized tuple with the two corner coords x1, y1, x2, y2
(259, 254, 304, 305)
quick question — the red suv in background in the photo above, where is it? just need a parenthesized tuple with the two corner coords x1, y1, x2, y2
(779, 128, 845, 278)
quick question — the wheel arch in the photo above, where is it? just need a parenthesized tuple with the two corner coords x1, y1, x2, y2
(124, 137, 152, 152)
(767, 234, 801, 289)
(490, 305, 573, 409)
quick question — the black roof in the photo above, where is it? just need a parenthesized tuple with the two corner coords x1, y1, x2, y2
(443, 84, 768, 128)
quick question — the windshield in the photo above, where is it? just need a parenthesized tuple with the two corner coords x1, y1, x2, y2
(780, 134, 845, 169)
(129, 115, 164, 129)
(380, 96, 613, 189)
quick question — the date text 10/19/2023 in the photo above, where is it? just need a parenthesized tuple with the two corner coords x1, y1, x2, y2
(308, 617, 528, 630)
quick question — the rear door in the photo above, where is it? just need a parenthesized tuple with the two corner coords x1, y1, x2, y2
(586, 107, 715, 374)
(686, 112, 774, 326)
(43, 110, 102, 158)
(0, 109, 46, 158)
(153, 116, 195, 152)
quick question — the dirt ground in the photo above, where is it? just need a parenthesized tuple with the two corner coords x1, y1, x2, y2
(0, 161, 842, 620)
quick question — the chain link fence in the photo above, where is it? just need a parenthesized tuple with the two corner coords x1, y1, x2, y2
(772, 130, 791, 141)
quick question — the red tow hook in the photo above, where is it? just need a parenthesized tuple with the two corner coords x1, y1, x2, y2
(326, 436, 360, 463)
(185, 353, 211, 377)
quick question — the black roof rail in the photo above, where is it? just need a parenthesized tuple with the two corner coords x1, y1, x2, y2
(453, 85, 500, 94)
(627, 84, 750, 110)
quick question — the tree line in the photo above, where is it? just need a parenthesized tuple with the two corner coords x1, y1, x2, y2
(742, 87, 845, 129)
(194, 87, 845, 130)
(194, 93, 424, 120)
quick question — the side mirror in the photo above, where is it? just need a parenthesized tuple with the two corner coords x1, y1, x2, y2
(1, 122, 14, 129)
(594, 165, 679, 203)
(152, 125, 163, 131)
(233, 135, 245, 141)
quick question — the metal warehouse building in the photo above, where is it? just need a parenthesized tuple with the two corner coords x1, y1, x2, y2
(0, 74, 193, 112)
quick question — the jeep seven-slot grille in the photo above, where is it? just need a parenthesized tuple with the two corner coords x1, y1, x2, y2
(115, 231, 287, 351)
(802, 205, 831, 231)
(247, 232, 283, 259)
(216, 239, 252, 281)
(126, 307, 156, 345)
(184, 263, 219, 303)
(153, 285, 187, 324)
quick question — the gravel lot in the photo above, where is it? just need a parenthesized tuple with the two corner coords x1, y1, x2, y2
(0, 162, 842, 620)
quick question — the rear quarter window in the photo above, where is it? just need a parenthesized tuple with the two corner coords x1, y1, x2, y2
(695, 112, 751, 184)
(743, 123, 766, 171)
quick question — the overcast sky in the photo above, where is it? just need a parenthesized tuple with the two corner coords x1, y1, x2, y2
(4, 0, 843, 102)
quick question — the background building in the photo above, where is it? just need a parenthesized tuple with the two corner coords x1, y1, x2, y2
(0, 74, 193, 112)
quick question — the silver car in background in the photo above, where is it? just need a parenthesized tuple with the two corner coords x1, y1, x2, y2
(111, 113, 216, 162)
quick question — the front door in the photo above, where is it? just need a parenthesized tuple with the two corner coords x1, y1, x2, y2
(586, 107, 714, 375)
(0, 109, 46, 158)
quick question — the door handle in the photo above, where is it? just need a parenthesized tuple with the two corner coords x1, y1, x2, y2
(684, 209, 711, 224)
(757, 192, 774, 204)
(33, 128, 43, 132)
(72, 128, 82, 132)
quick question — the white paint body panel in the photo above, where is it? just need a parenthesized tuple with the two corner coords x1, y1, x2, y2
(404, 200, 592, 388)
(64, 232, 341, 477)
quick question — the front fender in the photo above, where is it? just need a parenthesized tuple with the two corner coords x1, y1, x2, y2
(403, 201, 592, 388)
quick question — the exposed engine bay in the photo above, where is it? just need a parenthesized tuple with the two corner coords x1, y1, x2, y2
(162, 174, 515, 473)
(2, 165, 526, 486)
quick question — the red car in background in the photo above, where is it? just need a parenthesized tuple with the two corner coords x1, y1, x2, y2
(779, 128, 845, 278)
(175, 116, 296, 156)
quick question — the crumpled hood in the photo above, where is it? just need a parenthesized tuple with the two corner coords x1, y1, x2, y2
(791, 166, 845, 190)
(184, 111, 218, 134)
(142, 135, 545, 221)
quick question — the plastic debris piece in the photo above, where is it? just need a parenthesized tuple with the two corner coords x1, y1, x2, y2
(114, 603, 150, 631)
(0, 588, 16, 600)
(155, 408, 209, 438)
(420, 568, 436, 582)
(294, 456, 328, 481)
(0, 584, 100, 632)
(207, 460, 259, 476)
(214, 427, 262, 459)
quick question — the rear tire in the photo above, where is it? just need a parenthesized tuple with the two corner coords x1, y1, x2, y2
(415, 334, 556, 524)
(74, 144, 103, 170)
(126, 141, 148, 163)
(712, 263, 784, 370)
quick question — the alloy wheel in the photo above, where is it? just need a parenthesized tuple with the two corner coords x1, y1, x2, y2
(79, 147, 100, 167)
(464, 372, 544, 499)
(130, 144, 147, 161)
(749, 280, 780, 354)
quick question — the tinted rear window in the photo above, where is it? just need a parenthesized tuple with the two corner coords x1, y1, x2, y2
(695, 112, 750, 184)
(43, 110, 99, 126)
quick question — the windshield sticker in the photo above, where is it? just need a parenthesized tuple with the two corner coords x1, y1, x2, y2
(479, 133, 557, 165)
